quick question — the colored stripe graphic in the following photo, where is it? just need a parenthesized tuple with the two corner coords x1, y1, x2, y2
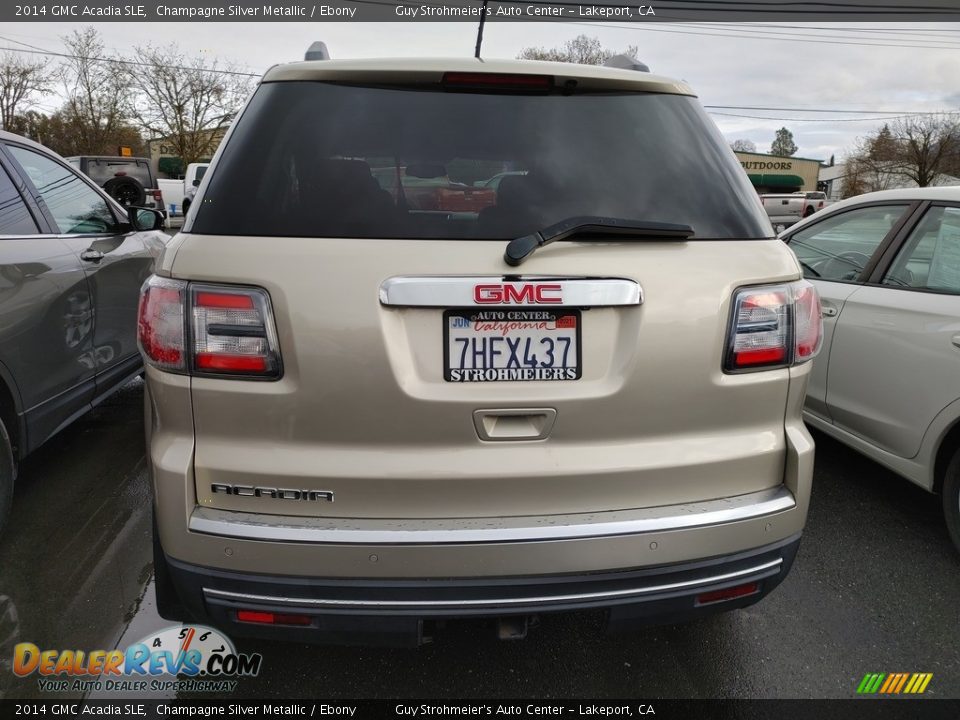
(857, 673, 932, 694)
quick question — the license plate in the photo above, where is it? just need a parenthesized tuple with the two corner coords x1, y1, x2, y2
(443, 309, 581, 382)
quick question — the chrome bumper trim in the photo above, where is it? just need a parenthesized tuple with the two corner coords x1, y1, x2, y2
(379, 275, 642, 307)
(202, 558, 782, 610)
(189, 486, 795, 545)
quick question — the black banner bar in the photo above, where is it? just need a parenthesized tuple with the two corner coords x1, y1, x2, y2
(3, 700, 960, 720)
(4, 0, 960, 23)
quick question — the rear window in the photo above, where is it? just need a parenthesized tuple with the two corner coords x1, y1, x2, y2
(85, 159, 152, 188)
(191, 81, 771, 240)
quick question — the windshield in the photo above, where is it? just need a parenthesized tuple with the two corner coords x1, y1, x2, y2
(191, 81, 771, 240)
(85, 159, 152, 187)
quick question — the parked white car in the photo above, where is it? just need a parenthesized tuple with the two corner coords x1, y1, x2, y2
(762, 191, 833, 229)
(781, 187, 960, 551)
(156, 163, 209, 217)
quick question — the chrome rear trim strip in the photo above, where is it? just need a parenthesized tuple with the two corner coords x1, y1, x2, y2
(189, 486, 795, 545)
(378, 276, 642, 307)
(203, 558, 782, 610)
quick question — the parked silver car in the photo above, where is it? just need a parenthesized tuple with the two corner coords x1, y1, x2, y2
(0, 131, 167, 535)
(781, 187, 960, 551)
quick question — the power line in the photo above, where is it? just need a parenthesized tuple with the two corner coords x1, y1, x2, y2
(566, 21, 960, 49)
(686, 21, 960, 38)
(0, 38, 260, 77)
(656, 20, 960, 46)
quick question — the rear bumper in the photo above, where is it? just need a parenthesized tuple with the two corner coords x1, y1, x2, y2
(163, 534, 801, 645)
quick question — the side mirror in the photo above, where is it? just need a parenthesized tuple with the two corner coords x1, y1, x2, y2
(192, 179, 200, 187)
(128, 207, 165, 232)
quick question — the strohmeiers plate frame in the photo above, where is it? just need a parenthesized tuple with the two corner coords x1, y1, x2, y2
(443, 308, 582, 382)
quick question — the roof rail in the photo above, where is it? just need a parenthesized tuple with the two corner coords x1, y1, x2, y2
(603, 54, 649, 73)
(305, 41, 330, 61)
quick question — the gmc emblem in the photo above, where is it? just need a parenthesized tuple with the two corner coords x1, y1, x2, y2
(474, 283, 562, 304)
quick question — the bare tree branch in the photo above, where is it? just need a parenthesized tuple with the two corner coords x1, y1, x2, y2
(127, 44, 254, 168)
(0, 52, 53, 131)
(518, 35, 639, 65)
(58, 27, 134, 153)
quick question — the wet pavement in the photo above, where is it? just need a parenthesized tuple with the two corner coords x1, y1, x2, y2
(1, 379, 958, 699)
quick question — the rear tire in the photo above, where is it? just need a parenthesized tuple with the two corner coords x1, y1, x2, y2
(942, 449, 960, 554)
(0, 418, 14, 538)
(103, 177, 146, 208)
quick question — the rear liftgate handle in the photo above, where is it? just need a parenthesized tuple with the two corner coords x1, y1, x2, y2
(473, 408, 557, 441)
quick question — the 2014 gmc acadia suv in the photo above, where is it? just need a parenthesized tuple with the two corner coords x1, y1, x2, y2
(140, 57, 822, 645)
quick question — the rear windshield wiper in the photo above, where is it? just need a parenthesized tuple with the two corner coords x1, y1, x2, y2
(504, 216, 695, 266)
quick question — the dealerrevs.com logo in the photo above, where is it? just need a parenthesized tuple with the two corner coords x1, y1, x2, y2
(13, 625, 262, 693)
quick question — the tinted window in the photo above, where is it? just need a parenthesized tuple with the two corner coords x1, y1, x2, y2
(0, 164, 39, 234)
(84, 159, 152, 187)
(193, 82, 771, 240)
(8, 146, 117, 234)
(788, 205, 908, 282)
(884, 206, 960, 293)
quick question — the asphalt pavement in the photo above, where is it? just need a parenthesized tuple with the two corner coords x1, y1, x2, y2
(1, 379, 958, 700)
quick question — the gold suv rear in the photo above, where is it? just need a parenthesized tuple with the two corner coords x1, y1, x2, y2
(140, 56, 821, 645)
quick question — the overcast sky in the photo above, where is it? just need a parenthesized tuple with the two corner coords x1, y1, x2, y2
(5, 20, 960, 162)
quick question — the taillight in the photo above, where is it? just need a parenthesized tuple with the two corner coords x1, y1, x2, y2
(724, 280, 822, 373)
(191, 284, 281, 377)
(137, 276, 282, 379)
(793, 282, 822, 361)
(138, 276, 186, 371)
(442, 72, 553, 93)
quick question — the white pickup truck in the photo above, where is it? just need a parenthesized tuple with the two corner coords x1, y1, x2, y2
(157, 162, 209, 217)
(761, 191, 833, 230)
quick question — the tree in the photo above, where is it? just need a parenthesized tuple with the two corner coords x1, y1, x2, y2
(58, 27, 133, 154)
(842, 114, 960, 194)
(770, 127, 797, 157)
(127, 44, 254, 166)
(6, 109, 51, 144)
(889, 114, 960, 187)
(730, 139, 756, 153)
(518, 35, 639, 65)
(869, 124, 898, 161)
(0, 52, 53, 131)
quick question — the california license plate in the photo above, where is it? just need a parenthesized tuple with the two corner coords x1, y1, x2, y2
(443, 309, 581, 382)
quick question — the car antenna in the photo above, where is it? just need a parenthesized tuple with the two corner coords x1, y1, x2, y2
(474, 0, 489, 58)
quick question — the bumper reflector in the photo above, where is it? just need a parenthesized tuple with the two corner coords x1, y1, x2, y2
(236, 610, 312, 626)
(695, 582, 759, 606)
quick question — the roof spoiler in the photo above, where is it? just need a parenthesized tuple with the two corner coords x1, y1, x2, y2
(603, 54, 649, 73)
(305, 41, 330, 61)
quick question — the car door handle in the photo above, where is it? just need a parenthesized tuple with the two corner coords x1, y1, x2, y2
(80, 249, 104, 262)
(952, 334, 960, 350)
(821, 306, 838, 317)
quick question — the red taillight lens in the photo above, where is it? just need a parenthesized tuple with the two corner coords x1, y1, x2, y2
(724, 281, 822, 372)
(137, 276, 186, 371)
(137, 276, 281, 379)
(793, 281, 823, 361)
(191, 284, 282, 378)
(442, 72, 553, 92)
